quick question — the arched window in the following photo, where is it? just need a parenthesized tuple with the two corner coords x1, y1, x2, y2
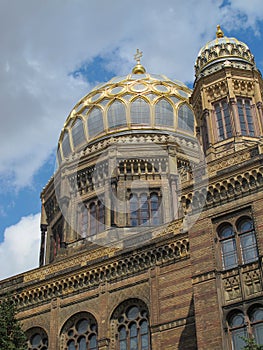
(111, 299, 151, 350)
(60, 312, 98, 350)
(218, 223, 237, 269)
(79, 200, 105, 238)
(72, 118, 86, 148)
(237, 218, 258, 264)
(129, 192, 161, 226)
(26, 327, 48, 350)
(228, 312, 247, 350)
(61, 130, 72, 158)
(150, 192, 160, 225)
(130, 98, 150, 125)
(87, 107, 104, 137)
(249, 307, 263, 345)
(155, 98, 174, 127)
(237, 98, 255, 136)
(108, 100, 127, 129)
(217, 216, 258, 270)
(178, 104, 195, 132)
(213, 99, 232, 140)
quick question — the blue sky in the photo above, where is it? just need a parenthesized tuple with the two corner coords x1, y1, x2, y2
(1, 0, 263, 279)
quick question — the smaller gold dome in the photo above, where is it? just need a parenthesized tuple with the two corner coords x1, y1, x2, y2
(195, 26, 255, 78)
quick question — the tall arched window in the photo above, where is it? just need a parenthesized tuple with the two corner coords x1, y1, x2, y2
(129, 191, 161, 226)
(111, 299, 151, 350)
(217, 216, 258, 270)
(108, 100, 127, 129)
(237, 218, 258, 264)
(237, 98, 255, 136)
(178, 104, 195, 132)
(249, 306, 263, 345)
(218, 223, 237, 270)
(72, 118, 86, 148)
(155, 98, 174, 127)
(79, 200, 105, 238)
(130, 98, 150, 125)
(61, 130, 72, 158)
(26, 327, 48, 350)
(228, 311, 247, 350)
(87, 107, 104, 137)
(60, 312, 98, 350)
(213, 99, 232, 140)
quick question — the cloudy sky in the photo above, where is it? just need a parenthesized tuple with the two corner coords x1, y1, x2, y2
(1, 0, 263, 280)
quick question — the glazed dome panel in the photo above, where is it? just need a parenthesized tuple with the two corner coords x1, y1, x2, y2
(57, 71, 195, 163)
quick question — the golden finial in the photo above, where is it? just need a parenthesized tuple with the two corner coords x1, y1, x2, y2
(132, 48, 146, 74)
(216, 25, 224, 38)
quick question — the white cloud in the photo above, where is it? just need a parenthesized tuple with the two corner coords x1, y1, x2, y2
(0, 213, 41, 280)
(1, 0, 263, 190)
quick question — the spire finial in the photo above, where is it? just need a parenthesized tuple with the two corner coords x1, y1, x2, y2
(132, 49, 146, 74)
(216, 25, 224, 38)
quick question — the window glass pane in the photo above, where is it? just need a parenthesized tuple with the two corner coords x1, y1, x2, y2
(62, 131, 71, 158)
(251, 308, 263, 322)
(90, 204, 97, 235)
(89, 334, 97, 349)
(222, 239, 237, 269)
(240, 232, 258, 263)
(238, 219, 253, 233)
(127, 306, 139, 320)
(130, 323, 137, 337)
(232, 328, 247, 350)
(78, 336, 86, 350)
(215, 103, 224, 140)
(230, 313, 245, 327)
(120, 340, 127, 350)
(222, 100, 232, 137)
(77, 319, 89, 334)
(254, 324, 263, 345)
(178, 104, 194, 132)
(68, 340, 76, 350)
(108, 100, 127, 129)
(72, 118, 85, 148)
(155, 99, 174, 127)
(31, 334, 41, 346)
(245, 100, 254, 135)
(88, 108, 104, 137)
(131, 98, 150, 125)
(219, 225, 233, 239)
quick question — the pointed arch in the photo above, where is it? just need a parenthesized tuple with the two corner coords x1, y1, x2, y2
(71, 117, 86, 148)
(107, 100, 127, 129)
(178, 103, 195, 132)
(155, 98, 174, 127)
(87, 107, 104, 137)
(130, 97, 150, 125)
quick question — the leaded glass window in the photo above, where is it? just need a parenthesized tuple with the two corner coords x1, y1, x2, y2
(130, 98, 150, 125)
(237, 98, 255, 136)
(72, 118, 85, 148)
(228, 312, 247, 350)
(214, 99, 232, 140)
(26, 328, 48, 350)
(129, 191, 161, 226)
(155, 98, 174, 127)
(87, 107, 104, 137)
(60, 312, 98, 350)
(250, 307, 263, 346)
(62, 131, 71, 158)
(112, 300, 151, 350)
(108, 100, 127, 129)
(217, 216, 258, 270)
(178, 103, 195, 132)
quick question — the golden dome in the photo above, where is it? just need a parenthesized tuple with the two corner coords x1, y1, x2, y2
(57, 71, 195, 164)
(195, 25, 255, 78)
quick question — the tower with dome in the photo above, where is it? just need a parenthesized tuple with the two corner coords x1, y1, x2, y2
(1, 26, 263, 350)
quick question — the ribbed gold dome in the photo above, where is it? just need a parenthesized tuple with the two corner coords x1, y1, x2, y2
(195, 25, 255, 78)
(57, 71, 195, 164)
